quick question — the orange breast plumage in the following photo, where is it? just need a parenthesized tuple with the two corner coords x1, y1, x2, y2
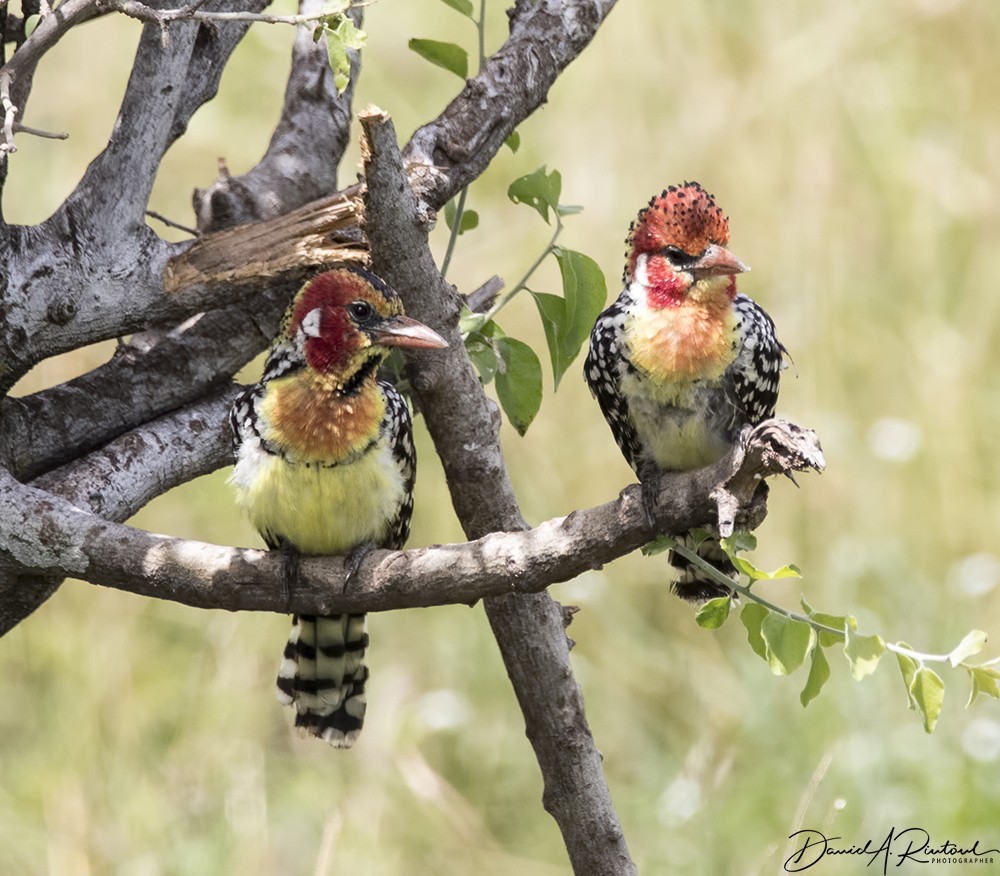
(627, 298, 738, 384)
(258, 372, 385, 463)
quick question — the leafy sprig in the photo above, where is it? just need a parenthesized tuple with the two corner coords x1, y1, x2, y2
(408, 0, 487, 80)
(648, 531, 1000, 733)
(313, 1, 367, 94)
(407, 2, 607, 434)
(458, 166, 607, 434)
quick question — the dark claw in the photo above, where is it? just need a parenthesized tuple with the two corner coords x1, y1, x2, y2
(344, 540, 377, 589)
(641, 482, 659, 530)
(637, 460, 663, 532)
(278, 541, 301, 613)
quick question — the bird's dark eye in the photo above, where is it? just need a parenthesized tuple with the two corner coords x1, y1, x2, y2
(662, 245, 698, 267)
(349, 300, 375, 322)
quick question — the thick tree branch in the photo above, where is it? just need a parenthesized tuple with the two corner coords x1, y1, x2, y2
(403, 0, 620, 210)
(0, 419, 824, 616)
(0, 284, 289, 481)
(31, 384, 235, 519)
(0, 386, 236, 634)
(193, 0, 361, 233)
(359, 106, 636, 876)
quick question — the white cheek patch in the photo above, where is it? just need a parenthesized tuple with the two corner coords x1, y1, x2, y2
(634, 253, 650, 287)
(301, 308, 322, 339)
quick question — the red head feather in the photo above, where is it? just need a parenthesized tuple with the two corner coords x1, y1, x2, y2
(626, 182, 730, 279)
(281, 268, 402, 374)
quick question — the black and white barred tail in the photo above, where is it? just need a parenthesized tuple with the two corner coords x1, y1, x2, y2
(668, 533, 738, 602)
(276, 613, 369, 748)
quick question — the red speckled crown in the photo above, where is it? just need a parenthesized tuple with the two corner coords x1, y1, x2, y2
(626, 182, 730, 275)
(285, 267, 398, 340)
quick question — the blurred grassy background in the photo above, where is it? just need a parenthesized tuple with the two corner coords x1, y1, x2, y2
(4, 0, 1000, 872)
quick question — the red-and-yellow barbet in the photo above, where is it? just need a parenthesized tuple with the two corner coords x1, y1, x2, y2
(229, 267, 447, 747)
(584, 182, 785, 601)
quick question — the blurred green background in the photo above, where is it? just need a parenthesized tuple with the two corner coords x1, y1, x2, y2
(4, 0, 1000, 872)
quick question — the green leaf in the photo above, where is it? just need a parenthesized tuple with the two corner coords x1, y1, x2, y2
(910, 666, 945, 733)
(556, 203, 584, 216)
(966, 666, 1000, 708)
(438, 0, 474, 17)
(721, 531, 757, 556)
(740, 603, 769, 662)
(465, 332, 499, 385)
(324, 16, 367, 94)
(494, 336, 543, 435)
(530, 291, 566, 382)
(761, 612, 815, 676)
(843, 625, 886, 681)
(686, 528, 713, 549)
(765, 564, 802, 579)
(551, 248, 608, 389)
(801, 645, 831, 707)
(641, 535, 675, 558)
(800, 597, 852, 647)
(444, 199, 479, 235)
(895, 646, 920, 710)
(695, 596, 733, 630)
(949, 629, 988, 668)
(727, 552, 801, 582)
(24, 13, 40, 37)
(408, 38, 469, 79)
(508, 166, 562, 224)
(505, 131, 521, 153)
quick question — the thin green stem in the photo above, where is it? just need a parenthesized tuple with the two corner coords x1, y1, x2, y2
(883, 642, 952, 665)
(477, 0, 487, 73)
(669, 541, 846, 640)
(439, 2, 486, 283)
(670, 540, 962, 666)
(440, 187, 468, 280)
(465, 217, 562, 332)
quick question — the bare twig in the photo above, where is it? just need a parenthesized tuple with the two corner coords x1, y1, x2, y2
(0, 71, 16, 156)
(146, 210, 199, 236)
(0, 0, 100, 155)
(100, 0, 363, 28)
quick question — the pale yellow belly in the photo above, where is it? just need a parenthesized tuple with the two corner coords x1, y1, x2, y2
(620, 370, 731, 471)
(230, 443, 405, 554)
(635, 409, 729, 471)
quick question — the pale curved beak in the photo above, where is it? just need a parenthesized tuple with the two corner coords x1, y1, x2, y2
(689, 243, 749, 279)
(375, 315, 449, 349)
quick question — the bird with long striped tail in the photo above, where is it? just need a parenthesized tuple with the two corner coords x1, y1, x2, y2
(230, 266, 446, 746)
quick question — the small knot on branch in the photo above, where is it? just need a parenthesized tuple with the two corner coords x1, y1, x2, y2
(710, 417, 824, 538)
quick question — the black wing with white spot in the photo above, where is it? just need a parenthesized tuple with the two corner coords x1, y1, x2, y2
(379, 381, 416, 552)
(583, 294, 643, 473)
(229, 383, 263, 456)
(726, 294, 785, 427)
